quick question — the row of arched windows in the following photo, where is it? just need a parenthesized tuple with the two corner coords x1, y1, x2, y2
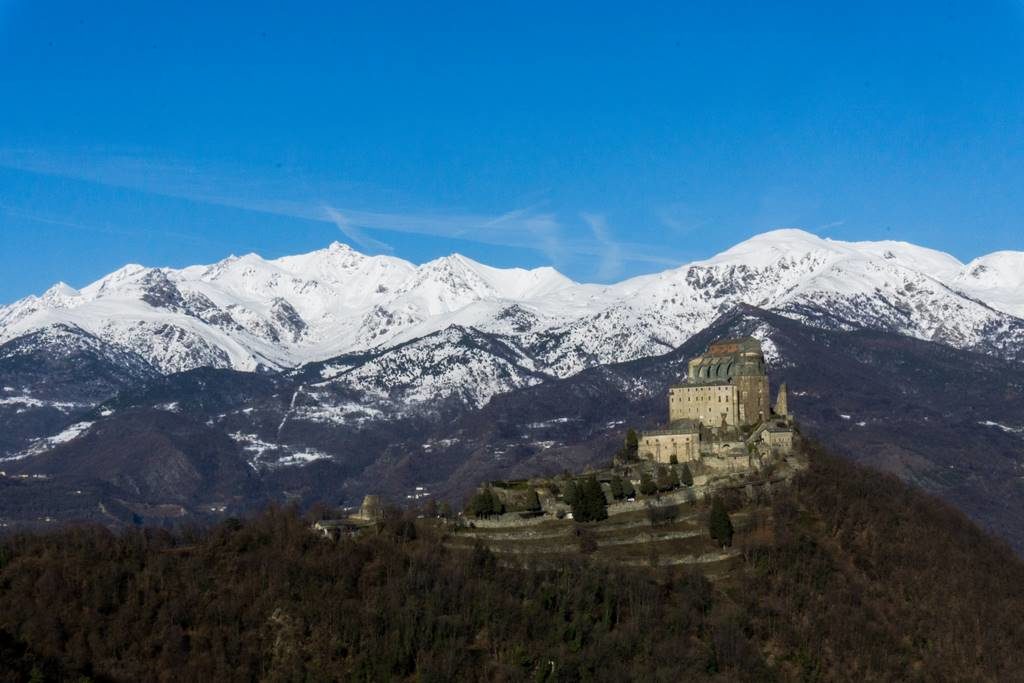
(695, 361, 735, 380)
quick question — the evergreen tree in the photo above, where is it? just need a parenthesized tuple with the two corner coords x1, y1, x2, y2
(709, 498, 734, 547)
(571, 476, 608, 522)
(621, 478, 636, 498)
(625, 429, 639, 455)
(568, 484, 585, 520)
(466, 490, 490, 518)
(669, 468, 681, 489)
(490, 489, 505, 515)
(681, 463, 694, 487)
(524, 489, 541, 512)
(583, 476, 608, 521)
(563, 481, 581, 508)
(465, 488, 504, 518)
(670, 453, 678, 465)
(610, 476, 625, 500)
(639, 474, 657, 496)
(656, 465, 673, 491)
(469, 495, 488, 517)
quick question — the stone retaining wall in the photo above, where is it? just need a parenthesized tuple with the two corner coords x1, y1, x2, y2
(462, 459, 801, 531)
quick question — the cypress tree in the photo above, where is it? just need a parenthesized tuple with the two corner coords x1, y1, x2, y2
(465, 490, 492, 518)
(681, 463, 694, 487)
(639, 474, 657, 496)
(564, 481, 581, 507)
(625, 429, 639, 454)
(569, 484, 585, 520)
(656, 465, 673, 491)
(489, 489, 505, 515)
(610, 476, 625, 500)
(571, 476, 608, 522)
(583, 476, 608, 522)
(709, 498, 734, 547)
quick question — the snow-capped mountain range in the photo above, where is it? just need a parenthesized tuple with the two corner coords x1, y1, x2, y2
(3, 229, 1023, 380)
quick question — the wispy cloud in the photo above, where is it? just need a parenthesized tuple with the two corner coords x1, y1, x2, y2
(0, 202, 211, 246)
(656, 203, 709, 235)
(0, 148, 685, 272)
(322, 205, 393, 253)
(581, 212, 622, 280)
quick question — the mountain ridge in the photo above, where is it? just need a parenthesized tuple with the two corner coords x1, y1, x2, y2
(3, 229, 1023, 378)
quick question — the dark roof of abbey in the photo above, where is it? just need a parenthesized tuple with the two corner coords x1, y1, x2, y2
(687, 336, 767, 385)
(705, 336, 763, 355)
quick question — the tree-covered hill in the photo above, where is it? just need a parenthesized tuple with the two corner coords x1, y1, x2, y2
(1, 443, 1023, 681)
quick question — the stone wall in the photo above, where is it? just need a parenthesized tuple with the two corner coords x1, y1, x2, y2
(764, 429, 794, 452)
(669, 384, 739, 426)
(464, 513, 559, 529)
(639, 431, 699, 463)
(461, 461, 804, 530)
(699, 452, 758, 473)
(698, 435, 747, 457)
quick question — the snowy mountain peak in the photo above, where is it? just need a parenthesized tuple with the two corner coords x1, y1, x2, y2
(953, 250, 1024, 318)
(41, 282, 82, 308)
(420, 253, 575, 299)
(391, 255, 502, 316)
(2, 232, 1022, 379)
(686, 231, 861, 296)
(704, 229, 965, 279)
(705, 228, 837, 263)
(958, 251, 1024, 287)
(855, 241, 963, 279)
(327, 240, 354, 253)
(730, 227, 829, 248)
(81, 263, 149, 298)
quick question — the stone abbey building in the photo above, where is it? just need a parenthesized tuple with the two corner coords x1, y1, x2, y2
(639, 337, 795, 466)
(671, 337, 770, 427)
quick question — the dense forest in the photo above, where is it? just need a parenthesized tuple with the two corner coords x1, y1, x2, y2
(2, 443, 1024, 682)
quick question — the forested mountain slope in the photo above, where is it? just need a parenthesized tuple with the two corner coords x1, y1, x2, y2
(1, 445, 1022, 681)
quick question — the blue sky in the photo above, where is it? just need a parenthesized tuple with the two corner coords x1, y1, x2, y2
(2, 1, 1023, 303)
